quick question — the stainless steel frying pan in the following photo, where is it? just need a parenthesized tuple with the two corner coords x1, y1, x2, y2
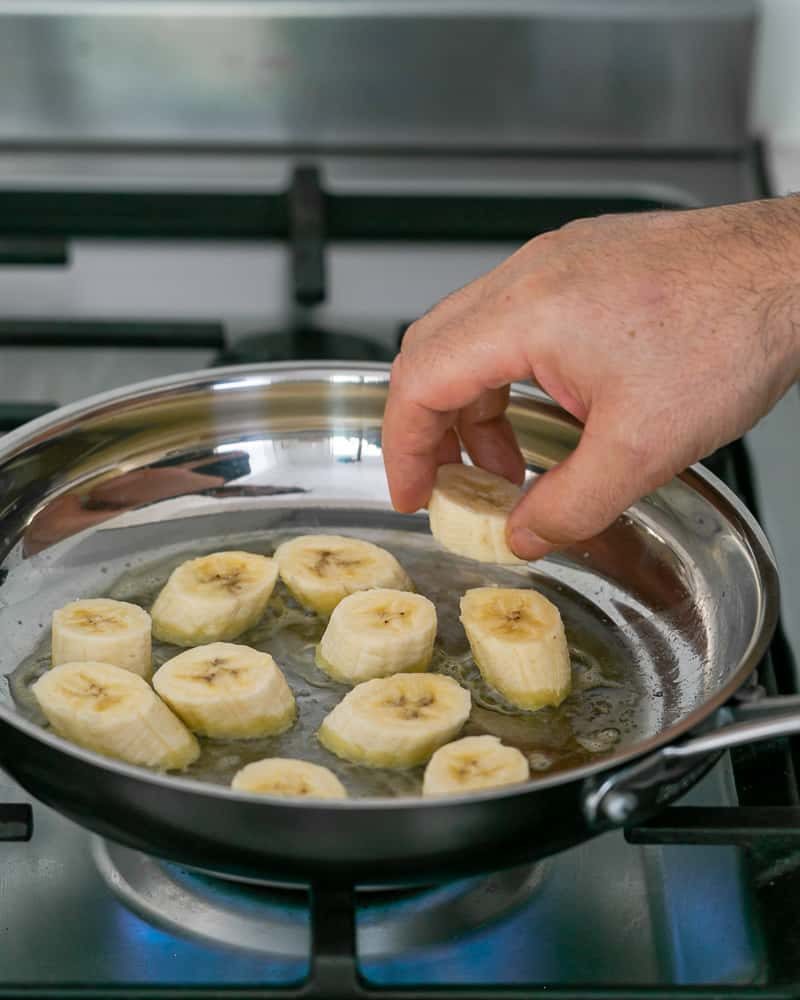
(0, 362, 795, 886)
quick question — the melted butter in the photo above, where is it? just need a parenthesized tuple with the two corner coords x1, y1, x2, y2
(9, 527, 640, 798)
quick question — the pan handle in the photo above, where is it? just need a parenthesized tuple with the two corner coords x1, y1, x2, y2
(582, 696, 800, 830)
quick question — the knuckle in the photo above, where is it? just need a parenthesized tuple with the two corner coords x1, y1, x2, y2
(436, 282, 472, 313)
(559, 213, 618, 238)
(638, 208, 682, 232)
(390, 353, 406, 381)
(525, 228, 564, 250)
(516, 229, 569, 264)
(558, 216, 593, 236)
(489, 263, 551, 310)
(399, 316, 430, 353)
(401, 287, 467, 352)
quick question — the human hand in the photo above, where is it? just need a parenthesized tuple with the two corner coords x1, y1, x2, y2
(383, 198, 800, 559)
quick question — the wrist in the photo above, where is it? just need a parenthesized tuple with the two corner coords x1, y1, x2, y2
(755, 196, 800, 385)
(783, 287, 800, 382)
(763, 283, 800, 390)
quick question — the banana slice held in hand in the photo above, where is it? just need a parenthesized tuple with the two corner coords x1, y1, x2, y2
(460, 587, 571, 710)
(232, 758, 347, 799)
(428, 464, 524, 564)
(52, 598, 151, 678)
(33, 661, 199, 770)
(153, 642, 296, 739)
(422, 735, 529, 796)
(274, 534, 412, 616)
(151, 551, 278, 646)
(319, 672, 471, 768)
(316, 589, 437, 683)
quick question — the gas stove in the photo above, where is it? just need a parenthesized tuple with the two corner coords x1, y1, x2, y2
(0, 166, 797, 996)
(0, 762, 770, 994)
(0, 1, 799, 995)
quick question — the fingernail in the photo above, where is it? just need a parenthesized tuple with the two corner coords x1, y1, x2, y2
(509, 527, 554, 561)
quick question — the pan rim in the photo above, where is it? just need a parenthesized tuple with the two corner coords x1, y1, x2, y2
(0, 361, 780, 810)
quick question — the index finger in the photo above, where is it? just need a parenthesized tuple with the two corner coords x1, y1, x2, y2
(382, 324, 531, 512)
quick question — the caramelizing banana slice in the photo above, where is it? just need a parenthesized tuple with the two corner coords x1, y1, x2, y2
(151, 551, 278, 647)
(32, 660, 199, 770)
(427, 463, 524, 564)
(52, 598, 152, 678)
(153, 642, 296, 739)
(231, 758, 347, 799)
(316, 589, 437, 684)
(422, 735, 530, 796)
(274, 534, 412, 616)
(460, 587, 571, 710)
(318, 672, 471, 768)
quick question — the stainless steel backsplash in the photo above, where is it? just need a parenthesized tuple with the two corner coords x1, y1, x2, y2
(0, 1, 755, 151)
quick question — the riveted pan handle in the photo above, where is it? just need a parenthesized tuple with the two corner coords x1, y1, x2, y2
(583, 696, 800, 830)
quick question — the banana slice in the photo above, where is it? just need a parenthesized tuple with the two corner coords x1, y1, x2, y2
(422, 735, 529, 796)
(52, 598, 152, 678)
(32, 660, 199, 770)
(231, 758, 347, 799)
(316, 589, 437, 684)
(460, 587, 571, 710)
(275, 534, 413, 616)
(318, 672, 471, 768)
(427, 463, 524, 564)
(151, 551, 278, 647)
(153, 642, 296, 739)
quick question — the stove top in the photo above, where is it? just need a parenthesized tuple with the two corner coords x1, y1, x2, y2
(0, 135, 798, 997)
(0, 341, 797, 998)
(0, 762, 765, 992)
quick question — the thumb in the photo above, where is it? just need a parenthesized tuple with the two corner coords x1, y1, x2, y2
(506, 417, 659, 560)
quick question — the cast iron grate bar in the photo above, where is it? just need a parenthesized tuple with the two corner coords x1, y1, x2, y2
(0, 238, 68, 266)
(289, 165, 326, 306)
(0, 190, 674, 242)
(0, 402, 58, 431)
(626, 806, 800, 847)
(0, 803, 32, 841)
(0, 320, 225, 349)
